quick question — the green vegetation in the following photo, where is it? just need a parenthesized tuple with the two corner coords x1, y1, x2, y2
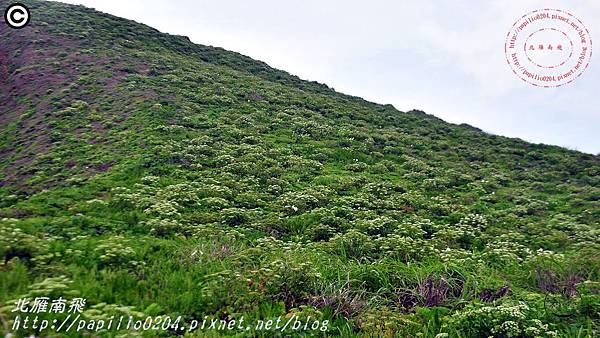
(0, 0, 598, 336)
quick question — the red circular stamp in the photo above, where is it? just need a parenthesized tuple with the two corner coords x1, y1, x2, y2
(504, 9, 592, 88)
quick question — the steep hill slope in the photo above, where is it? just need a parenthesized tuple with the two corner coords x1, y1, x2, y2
(1, 0, 599, 337)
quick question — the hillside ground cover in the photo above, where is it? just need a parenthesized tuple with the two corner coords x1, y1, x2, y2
(0, 1, 599, 337)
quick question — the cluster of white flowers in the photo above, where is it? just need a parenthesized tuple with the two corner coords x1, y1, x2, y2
(465, 181, 488, 195)
(449, 301, 557, 337)
(325, 230, 374, 258)
(153, 124, 186, 132)
(496, 320, 520, 336)
(95, 236, 142, 268)
(524, 319, 555, 337)
(200, 197, 230, 210)
(401, 155, 432, 173)
(144, 218, 183, 237)
(422, 177, 451, 190)
(376, 234, 436, 261)
(0, 275, 78, 317)
(112, 187, 150, 208)
(278, 189, 329, 215)
(428, 195, 454, 214)
(353, 216, 395, 236)
(144, 199, 181, 218)
(571, 224, 600, 244)
(140, 175, 161, 185)
(479, 240, 531, 264)
(438, 247, 480, 265)
(0, 220, 54, 266)
(392, 220, 427, 239)
(254, 236, 303, 253)
(86, 199, 107, 206)
(345, 161, 368, 172)
(459, 213, 488, 229)
(528, 248, 565, 262)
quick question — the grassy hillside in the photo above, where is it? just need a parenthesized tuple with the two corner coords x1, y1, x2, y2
(0, 0, 599, 336)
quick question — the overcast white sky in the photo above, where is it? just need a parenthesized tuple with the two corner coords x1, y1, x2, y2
(51, 0, 599, 154)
